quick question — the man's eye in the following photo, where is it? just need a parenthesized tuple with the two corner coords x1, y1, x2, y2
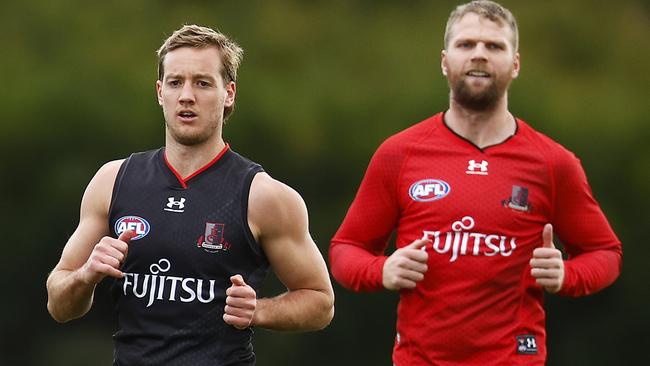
(197, 81, 211, 87)
(168, 80, 180, 87)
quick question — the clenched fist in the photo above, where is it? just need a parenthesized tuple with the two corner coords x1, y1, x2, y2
(382, 238, 430, 290)
(223, 275, 256, 329)
(78, 230, 135, 285)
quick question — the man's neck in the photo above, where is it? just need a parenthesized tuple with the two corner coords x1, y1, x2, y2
(445, 98, 516, 149)
(165, 136, 226, 179)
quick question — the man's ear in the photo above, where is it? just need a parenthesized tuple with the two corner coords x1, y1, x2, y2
(441, 50, 448, 76)
(156, 80, 163, 106)
(224, 81, 236, 108)
(511, 52, 520, 79)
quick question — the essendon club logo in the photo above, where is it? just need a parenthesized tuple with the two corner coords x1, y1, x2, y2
(502, 185, 532, 213)
(197, 222, 231, 253)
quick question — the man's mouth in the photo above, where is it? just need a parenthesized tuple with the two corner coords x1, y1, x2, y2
(466, 70, 491, 78)
(178, 111, 197, 120)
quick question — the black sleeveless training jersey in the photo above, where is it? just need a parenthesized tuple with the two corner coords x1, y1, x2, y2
(108, 145, 270, 366)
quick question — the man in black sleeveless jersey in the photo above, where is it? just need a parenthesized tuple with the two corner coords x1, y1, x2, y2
(46, 25, 334, 365)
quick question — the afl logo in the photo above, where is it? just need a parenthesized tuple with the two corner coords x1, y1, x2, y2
(115, 216, 150, 240)
(409, 179, 451, 202)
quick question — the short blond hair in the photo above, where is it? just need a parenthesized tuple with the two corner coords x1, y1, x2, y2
(157, 25, 243, 120)
(444, 1, 518, 51)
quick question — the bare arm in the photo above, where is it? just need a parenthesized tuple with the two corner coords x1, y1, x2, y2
(223, 173, 334, 331)
(46, 160, 129, 323)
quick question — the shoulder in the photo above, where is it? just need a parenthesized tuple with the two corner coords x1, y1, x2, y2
(90, 159, 126, 190)
(97, 159, 125, 178)
(82, 159, 126, 212)
(248, 173, 308, 239)
(249, 173, 306, 218)
(517, 118, 580, 169)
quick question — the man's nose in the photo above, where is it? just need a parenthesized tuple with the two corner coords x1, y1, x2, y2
(470, 43, 488, 62)
(179, 82, 195, 103)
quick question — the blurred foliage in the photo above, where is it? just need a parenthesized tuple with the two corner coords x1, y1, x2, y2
(1, 0, 648, 365)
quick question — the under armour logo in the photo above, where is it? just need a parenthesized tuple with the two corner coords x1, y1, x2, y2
(516, 335, 538, 355)
(525, 338, 536, 349)
(466, 159, 488, 175)
(164, 197, 186, 213)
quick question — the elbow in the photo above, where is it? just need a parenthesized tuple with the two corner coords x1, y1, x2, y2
(309, 288, 335, 331)
(46, 282, 66, 323)
(329, 256, 354, 292)
(317, 306, 335, 331)
(47, 300, 70, 324)
(46, 280, 83, 324)
(325, 304, 335, 328)
(322, 288, 336, 327)
(47, 296, 87, 324)
(46, 277, 70, 323)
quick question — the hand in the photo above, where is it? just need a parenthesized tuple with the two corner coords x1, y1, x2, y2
(530, 224, 565, 293)
(382, 238, 429, 290)
(223, 275, 256, 329)
(79, 230, 135, 285)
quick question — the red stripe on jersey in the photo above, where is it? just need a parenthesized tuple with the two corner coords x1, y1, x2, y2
(164, 143, 231, 188)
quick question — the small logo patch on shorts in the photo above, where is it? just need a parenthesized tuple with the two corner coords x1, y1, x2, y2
(516, 335, 538, 355)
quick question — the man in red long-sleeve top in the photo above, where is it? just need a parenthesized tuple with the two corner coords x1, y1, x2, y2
(329, 1, 622, 365)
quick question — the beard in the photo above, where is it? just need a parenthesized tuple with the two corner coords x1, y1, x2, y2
(165, 118, 218, 146)
(449, 73, 511, 111)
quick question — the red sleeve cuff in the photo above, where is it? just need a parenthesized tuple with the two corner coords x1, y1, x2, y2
(330, 241, 389, 292)
(556, 249, 622, 297)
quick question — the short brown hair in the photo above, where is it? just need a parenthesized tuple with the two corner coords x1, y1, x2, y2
(157, 25, 243, 120)
(444, 1, 518, 51)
